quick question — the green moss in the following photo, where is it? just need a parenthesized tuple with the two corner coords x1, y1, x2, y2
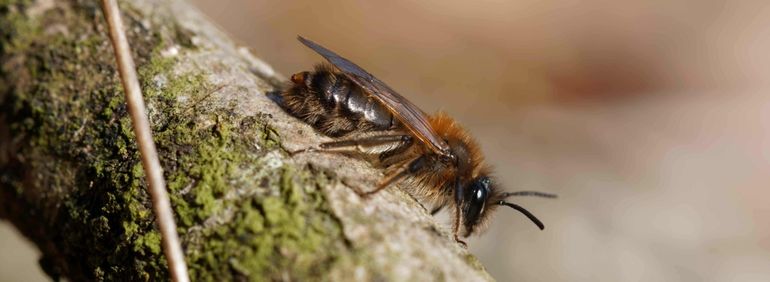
(0, 1, 38, 56)
(135, 231, 162, 255)
(2, 0, 193, 280)
(186, 168, 344, 282)
(2, 1, 348, 281)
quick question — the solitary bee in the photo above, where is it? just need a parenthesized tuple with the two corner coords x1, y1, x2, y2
(270, 36, 556, 245)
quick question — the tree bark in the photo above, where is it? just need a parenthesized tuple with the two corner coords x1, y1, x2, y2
(0, 0, 493, 281)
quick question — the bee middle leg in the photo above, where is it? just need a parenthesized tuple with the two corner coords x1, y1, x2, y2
(378, 137, 415, 167)
(357, 155, 425, 198)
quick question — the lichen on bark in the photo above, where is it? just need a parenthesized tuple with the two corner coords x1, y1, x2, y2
(0, 0, 494, 281)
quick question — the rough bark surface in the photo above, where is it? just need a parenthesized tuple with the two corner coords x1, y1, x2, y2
(0, 0, 493, 281)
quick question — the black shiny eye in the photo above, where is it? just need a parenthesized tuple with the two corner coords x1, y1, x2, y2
(463, 176, 490, 231)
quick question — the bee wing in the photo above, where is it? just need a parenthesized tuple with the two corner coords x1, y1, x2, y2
(298, 36, 451, 156)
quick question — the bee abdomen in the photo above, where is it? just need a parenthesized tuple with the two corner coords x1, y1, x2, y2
(279, 64, 397, 137)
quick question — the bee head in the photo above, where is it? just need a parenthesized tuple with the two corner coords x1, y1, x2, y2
(460, 176, 556, 237)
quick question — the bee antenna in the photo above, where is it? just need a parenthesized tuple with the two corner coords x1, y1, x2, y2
(501, 191, 557, 199)
(498, 201, 545, 230)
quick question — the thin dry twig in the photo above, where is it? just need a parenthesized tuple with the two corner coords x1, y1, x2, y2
(100, 0, 190, 281)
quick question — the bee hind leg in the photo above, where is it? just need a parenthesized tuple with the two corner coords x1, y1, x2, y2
(290, 134, 411, 157)
(319, 134, 411, 153)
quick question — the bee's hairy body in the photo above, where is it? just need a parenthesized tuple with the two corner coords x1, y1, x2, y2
(277, 64, 473, 210)
(273, 37, 555, 245)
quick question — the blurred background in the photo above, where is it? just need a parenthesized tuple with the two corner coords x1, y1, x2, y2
(3, 0, 769, 281)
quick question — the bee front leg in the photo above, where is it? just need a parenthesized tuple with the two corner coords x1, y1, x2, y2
(453, 179, 468, 247)
(453, 205, 467, 248)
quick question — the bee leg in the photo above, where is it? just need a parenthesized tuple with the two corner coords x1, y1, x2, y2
(454, 237, 468, 248)
(291, 134, 410, 157)
(358, 166, 409, 198)
(319, 134, 411, 151)
(452, 179, 468, 247)
(288, 146, 354, 157)
(452, 205, 467, 247)
(339, 178, 373, 197)
(288, 146, 319, 156)
(378, 137, 415, 167)
(359, 155, 425, 198)
(430, 204, 446, 216)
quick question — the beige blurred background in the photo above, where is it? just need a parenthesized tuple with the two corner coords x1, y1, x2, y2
(3, 0, 770, 281)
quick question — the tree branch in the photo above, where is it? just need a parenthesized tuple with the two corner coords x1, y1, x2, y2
(0, 0, 493, 280)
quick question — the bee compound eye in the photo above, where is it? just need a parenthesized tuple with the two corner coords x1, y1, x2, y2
(464, 178, 489, 228)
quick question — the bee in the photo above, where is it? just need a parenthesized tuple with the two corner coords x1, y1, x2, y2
(270, 36, 556, 245)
